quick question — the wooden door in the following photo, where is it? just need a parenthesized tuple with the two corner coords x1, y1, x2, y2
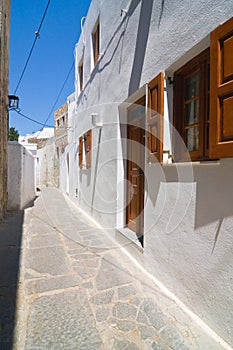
(127, 100, 145, 237)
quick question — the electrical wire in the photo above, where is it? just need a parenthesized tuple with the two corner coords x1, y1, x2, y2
(14, 0, 51, 94)
(40, 60, 75, 128)
(10, 60, 74, 133)
(11, 109, 53, 128)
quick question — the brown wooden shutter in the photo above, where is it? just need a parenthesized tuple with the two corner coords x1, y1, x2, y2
(79, 63, 83, 91)
(148, 72, 164, 162)
(79, 136, 83, 168)
(210, 17, 233, 158)
(86, 129, 92, 169)
(93, 23, 99, 66)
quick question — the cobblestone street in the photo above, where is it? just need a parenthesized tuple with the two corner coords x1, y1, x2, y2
(0, 187, 227, 349)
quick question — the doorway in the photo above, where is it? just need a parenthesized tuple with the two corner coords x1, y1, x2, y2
(126, 97, 145, 244)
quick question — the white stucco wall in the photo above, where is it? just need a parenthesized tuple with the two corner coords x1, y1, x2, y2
(144, 159, 233, 346)
(7, 142, 36, 210)
(64, 0, 233, 345)
(37, 139, 56, 188)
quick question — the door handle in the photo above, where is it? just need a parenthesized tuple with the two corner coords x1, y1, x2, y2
(138, 169, 144, 175)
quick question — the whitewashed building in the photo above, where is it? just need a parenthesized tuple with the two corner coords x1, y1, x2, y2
(63, 0, 233, 346)
(7, 142, 36, 210)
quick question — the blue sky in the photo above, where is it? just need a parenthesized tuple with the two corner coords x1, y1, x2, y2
(9, 0, 91, 135)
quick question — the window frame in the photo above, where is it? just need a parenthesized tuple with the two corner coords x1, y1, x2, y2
(148, 72, 164, 163)
(78, 60, 84, 92)
(209, 16, 233, 158)
(92, 19, 100, 68)
(173, 48, 210, 162)
(78, 129, 92, 169)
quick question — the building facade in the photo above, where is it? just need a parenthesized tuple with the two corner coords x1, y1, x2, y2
(7, 142, 36, 210)
(0, 0, 10, 220)
(63, 1, 233, 346)
(54, 101, 68, 188)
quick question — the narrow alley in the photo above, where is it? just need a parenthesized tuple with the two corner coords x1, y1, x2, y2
(0, 187, 226, 349)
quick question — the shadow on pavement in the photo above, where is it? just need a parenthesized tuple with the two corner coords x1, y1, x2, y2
(0, 210, 24, 349)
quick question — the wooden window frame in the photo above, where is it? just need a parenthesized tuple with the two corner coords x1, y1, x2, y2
(148, 72, 164, 163)
(85, 129, 92, 169)
(92, 20, 100, 67)
(79, 136, 83, 168)
(79, 61, 83, 92)
(79, 130, 92, 169)
(209, 16, 233, 158)
(173, 48, 210, 162)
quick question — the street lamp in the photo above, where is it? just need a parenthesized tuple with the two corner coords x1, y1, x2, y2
(8, 95, 19, 109)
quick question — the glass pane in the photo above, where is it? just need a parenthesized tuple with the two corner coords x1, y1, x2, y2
(185, 127, 199, 152)
(185, 99, 199, 125)
(129, 105, 145, 120)
(185, 72, 200, 100)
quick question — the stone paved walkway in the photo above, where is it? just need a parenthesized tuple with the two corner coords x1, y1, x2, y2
(0, 187, 226, 349)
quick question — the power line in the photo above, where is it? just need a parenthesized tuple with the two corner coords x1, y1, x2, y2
(10, 60, 75, 132)
(11, 109, 53, 128)
(40, 60, 75, 129)
(14, 0, 51, 94)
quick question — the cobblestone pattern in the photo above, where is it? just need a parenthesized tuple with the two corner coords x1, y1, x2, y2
(0, 0, 10, 220)
(10, 187, 224, 349)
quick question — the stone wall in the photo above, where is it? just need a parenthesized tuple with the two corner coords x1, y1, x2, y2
(37, 138, 57, 188)
(54, 102, 68, 187)
(0, 0, 10, 220)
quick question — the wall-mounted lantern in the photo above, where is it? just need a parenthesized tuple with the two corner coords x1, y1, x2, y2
(8, 95, 19, 109)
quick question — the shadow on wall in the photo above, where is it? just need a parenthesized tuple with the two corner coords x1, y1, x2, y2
(0, 198, 36, 349)
(156, 161, 233, 228)
(158, 0, 165, 27)
(77, 0, 142, 106)
(128, 0, 153, 96)
(80, 168, 91, 188)
(193, 160, 233, 229)
(147, 159, 233, 254)
(77, 0, 165, 107)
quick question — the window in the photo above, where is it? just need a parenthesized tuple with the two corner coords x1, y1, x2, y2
(92, 20, 100, 67)
(79, 136, 83, 168)
(85, 130, 92, 169)
(173, 49, 210, 161)
(79, 61, 83, 91)
(148, 72, 164, 163)
(79, 129, 92, 169)
(173, 17, 233, 161)
(209, 16, 233, 158)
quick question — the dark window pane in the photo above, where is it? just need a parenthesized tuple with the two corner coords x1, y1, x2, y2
(185, 126, 199, 151)
(185, 99, 199, 125)
(185, 72, 200, 100)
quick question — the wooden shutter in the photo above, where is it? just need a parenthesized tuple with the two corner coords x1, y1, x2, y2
(79, 63, 83, 91)
(210, 17, 233, 158)
(79, 136, 83, 168)
(93, 23, 99, 66)
(86, 129, 92, 169)
(148, 72, 164, 162)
